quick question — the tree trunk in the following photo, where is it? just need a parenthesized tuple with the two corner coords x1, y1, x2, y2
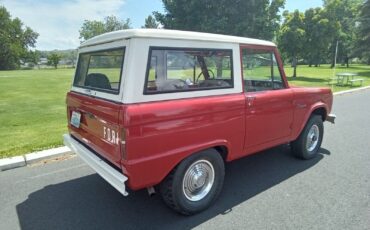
(330, 41, 338, 68)
(292, 57, 297, 78)
(345, 56, 349, 68)
(330, 56, 335, 68)
(315, 56, 320, 67)
(216, 57, 223, 78)
(330, 46, 337, 68)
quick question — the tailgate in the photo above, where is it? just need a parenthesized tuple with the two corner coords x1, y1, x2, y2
(66, 92, 123, 167)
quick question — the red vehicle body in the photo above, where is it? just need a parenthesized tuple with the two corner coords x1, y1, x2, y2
(64, 29, 335, 215)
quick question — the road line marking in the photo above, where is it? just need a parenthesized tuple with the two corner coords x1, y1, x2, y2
(29, 163, 87, 179)
(15, 163, 87, 184)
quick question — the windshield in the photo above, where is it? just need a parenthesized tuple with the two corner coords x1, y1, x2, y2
(73, 48, 125, 94)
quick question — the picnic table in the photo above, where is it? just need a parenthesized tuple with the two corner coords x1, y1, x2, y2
(335, 73, 363, 86)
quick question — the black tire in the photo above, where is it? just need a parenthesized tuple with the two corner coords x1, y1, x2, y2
(291, 115, 324, 159)
(159, 149, 225, 215)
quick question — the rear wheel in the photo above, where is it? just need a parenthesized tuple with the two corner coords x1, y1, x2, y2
(291, 115, 323, 159)
(159, 149, 225, 215)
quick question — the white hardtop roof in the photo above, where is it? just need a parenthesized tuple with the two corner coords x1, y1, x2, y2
(80, 29, 276, 48)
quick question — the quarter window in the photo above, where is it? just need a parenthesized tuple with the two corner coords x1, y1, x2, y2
(73, 48, 125, 94)
(242, 48, 284, 92)
(145, 48, 233, 94)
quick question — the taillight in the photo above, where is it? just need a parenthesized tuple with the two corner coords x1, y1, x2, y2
(121, 128, 126, 159)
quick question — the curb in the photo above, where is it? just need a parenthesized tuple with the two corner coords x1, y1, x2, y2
(25, 146, 73, 165)
(333, 86, 370, 96)
(1, 86, 369, 172)
(0, 146, 73, 171)
(0, 156, 26, 171)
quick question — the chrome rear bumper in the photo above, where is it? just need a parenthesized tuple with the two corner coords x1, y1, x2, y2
(63, 134, 128, 196)
(326, 113, 336, 124)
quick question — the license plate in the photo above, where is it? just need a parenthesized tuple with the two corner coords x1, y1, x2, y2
(71, 111, 81, 128)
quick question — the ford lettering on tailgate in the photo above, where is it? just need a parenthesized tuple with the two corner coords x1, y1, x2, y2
(103, 126, 119, 145)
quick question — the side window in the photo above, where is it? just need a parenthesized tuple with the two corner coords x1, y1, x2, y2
(242, 48, 284, 92)
(145, 48, 233, 94)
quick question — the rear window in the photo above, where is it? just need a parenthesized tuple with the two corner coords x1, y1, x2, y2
(73, 48, 125, 94)
(144, 48, 233, 94)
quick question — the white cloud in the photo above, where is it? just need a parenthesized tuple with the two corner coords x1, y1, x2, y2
(1, 0, 126, 50)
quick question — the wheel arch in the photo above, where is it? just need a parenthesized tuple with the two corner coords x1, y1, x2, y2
(158, 144, 229, 185)
(312, 107, 327, 121)
(126, 141, 231, 190)
(213, 145, 229, 161)
(293, 103, 328, 141)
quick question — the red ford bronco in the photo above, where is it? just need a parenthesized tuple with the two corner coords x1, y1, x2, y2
(63, 29, 336, 215)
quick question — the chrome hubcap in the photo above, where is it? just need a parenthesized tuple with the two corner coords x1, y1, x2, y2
(182, 160, 215, 201)
(306, 124, 319, 152)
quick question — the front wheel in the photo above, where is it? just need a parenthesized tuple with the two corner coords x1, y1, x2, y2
(159, 149, 225, 215)
(291, 115, 323, 159)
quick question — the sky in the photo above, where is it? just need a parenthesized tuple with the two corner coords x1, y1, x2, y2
(1, 0, 323, 51)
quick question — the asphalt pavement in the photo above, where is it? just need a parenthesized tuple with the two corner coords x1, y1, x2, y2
(1, 89, 369, 230)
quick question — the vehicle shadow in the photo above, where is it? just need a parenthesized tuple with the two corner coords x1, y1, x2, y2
(16, 145, 326, 230)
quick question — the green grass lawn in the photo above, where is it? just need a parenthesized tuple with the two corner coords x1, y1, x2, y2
(0, 64, 369, 158)
(284, 64, 370, 92)
(0, 69, 74, 158)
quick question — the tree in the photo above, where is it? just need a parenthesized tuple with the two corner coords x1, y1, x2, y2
(27, 50, 41, 68)
(303, 7, 339, 67)
(47, 53, 61, 69)
(0, 6, 39, 70)
(277, 10, 306, 78)
(355, 0, 370, 64)
(79, 16, 131, 42)
(154, 0, 285, 40)
(142, 15, 159, 28)
(323, 0, 362, 68)
(62, 49, 78, 67)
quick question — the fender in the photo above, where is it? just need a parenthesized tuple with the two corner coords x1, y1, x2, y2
(123, 139, 231, 190)
(293, 102, 328, 140)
